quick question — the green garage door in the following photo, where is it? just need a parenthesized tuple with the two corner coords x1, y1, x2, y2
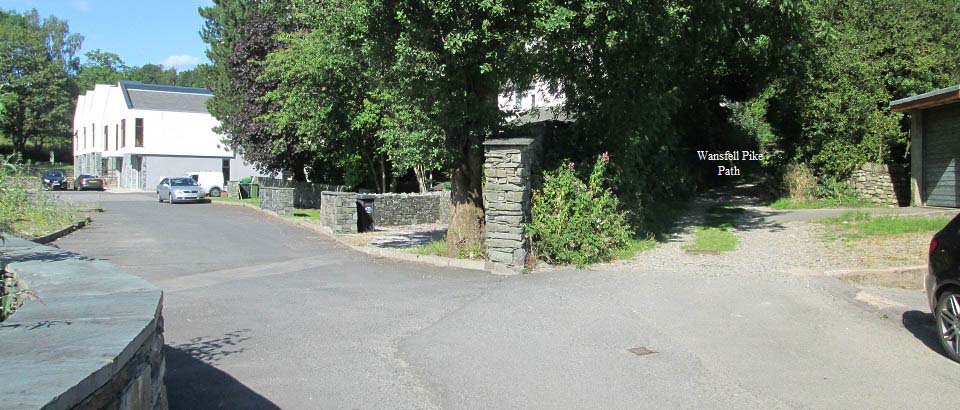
(924, 103, 960, 207)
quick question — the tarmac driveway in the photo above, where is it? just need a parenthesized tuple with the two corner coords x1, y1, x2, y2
(52, 191, 960, 409)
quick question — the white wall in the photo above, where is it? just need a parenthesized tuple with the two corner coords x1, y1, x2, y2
(72, 84, 231, 159)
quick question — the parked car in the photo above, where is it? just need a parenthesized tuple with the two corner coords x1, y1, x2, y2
(186, 171, 225, 197)
(926, 213, 960, 362)
(40, 170, 67, 190)
(157, 177, 203, 204)
(74, 174, 104, 191)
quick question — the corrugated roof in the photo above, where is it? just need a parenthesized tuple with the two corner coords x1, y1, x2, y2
(119, 81, 213, 113)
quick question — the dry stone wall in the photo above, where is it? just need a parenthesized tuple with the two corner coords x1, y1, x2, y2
(844, 163, 910, 206)
(260, 187, 295, 216)
(256, 177, 347, 208)
(368, 191, 450, 226)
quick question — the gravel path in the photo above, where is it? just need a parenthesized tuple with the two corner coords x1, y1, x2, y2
(612, 184, 859, 276)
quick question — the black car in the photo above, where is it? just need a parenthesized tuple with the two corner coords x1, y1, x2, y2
(40, 170, 67, 190)
(74, 174, 105, 191)
(926, 213, 960, 361)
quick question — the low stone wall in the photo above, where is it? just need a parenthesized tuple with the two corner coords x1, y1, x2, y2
(0, 237, 167, 410)
(367, 191, 450, 226)
(256, 177, 347, 208)
(260, 187, 295, 216)
(321, 191, 358, 233)
(844, 162, 910, 207)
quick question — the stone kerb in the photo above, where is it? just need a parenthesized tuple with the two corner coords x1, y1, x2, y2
(483, 138, 536, 274)
(259, 186, 295, 216)
(0, 237, 167, 410)
(321, 191, 359, 233)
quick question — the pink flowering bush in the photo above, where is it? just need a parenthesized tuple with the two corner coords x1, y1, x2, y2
(528, 153, 631, 268)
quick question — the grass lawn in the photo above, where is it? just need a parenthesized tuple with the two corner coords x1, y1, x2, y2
(769, 197, 879, 210)
(288, 208, 321, 222)
(210, 196, 260, 206)
(819, 211, 952, 240)
(683, 205, 744, 253)
(684, 227, 739, 253)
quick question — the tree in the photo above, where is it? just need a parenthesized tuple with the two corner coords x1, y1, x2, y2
(175, 64, 214, 88)
(793, 0, 960, 178)
(77, 49, 126, 91)
(0, 9, 81, 155)
(125, 63, 176, 85)
(259, 0, 447, 193)
(199, 0, 315, 181)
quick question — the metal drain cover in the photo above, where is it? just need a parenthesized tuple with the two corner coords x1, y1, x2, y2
(628, 346, 657, 356)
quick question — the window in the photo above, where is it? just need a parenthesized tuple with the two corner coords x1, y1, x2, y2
(115, 124, 119, 150)
(121, 119, 126, 148)
(83, 127, 86, 148)
(135, 118, 144, 147)
(104, 125, 108, 150)
(74, 132, 78, 149)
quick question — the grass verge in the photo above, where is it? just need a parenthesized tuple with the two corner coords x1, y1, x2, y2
(819, 211, 952, 240)
(770, 197, 880, 210)
(288, 208, 321, 222)
(409, 238, 484, 260)
(613, 236, 658, 260)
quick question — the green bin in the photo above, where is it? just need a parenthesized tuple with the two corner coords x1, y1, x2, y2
(250, 183, 259, 198)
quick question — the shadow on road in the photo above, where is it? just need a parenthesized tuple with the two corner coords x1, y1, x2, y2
(902, 310, 950, 361)
(165, 329, 279, 410)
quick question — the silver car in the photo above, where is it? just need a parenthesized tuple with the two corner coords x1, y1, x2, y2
(157, 177, 204, 203)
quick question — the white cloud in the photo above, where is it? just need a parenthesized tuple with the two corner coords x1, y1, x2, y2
(71, 0, 92, 13)
(162, 55, 202, 70)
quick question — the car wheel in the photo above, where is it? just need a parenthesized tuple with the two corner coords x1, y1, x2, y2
(936, 289, 960, 362)
(158, 192, 163, 203)
(168, 193, 174, 205)
(209, 187, 221, 197)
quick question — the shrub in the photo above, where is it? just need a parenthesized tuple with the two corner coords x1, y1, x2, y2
(528, 154, 631, 268)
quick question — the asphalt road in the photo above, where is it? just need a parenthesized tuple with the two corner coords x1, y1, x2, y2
(52, 190, 960, 409)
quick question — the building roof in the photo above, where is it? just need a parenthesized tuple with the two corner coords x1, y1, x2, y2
(890, 85, 960, 112)
(118, 81, 213, 113)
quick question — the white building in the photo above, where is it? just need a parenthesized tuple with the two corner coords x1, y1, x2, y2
(498, 80, 568, 124)
(72, 81, 264, 190)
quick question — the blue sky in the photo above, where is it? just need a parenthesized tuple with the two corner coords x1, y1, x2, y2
(1, 0, 212, 70)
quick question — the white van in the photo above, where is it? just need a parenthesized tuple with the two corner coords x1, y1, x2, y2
(186, 171, 225, 197)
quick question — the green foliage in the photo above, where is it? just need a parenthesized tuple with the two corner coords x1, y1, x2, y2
(528, 154, 631, 267)
(762, 0, 960, 179)
(0, 156, 79, 237)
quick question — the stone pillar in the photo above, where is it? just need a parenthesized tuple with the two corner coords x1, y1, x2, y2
(483, 138, 536, 274)
(321, 191, 358, 233)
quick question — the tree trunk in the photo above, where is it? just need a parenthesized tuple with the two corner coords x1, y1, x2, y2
(414, 164, 428, 193)
(291, 156, 307, 181)
(446, 134, 485, 257)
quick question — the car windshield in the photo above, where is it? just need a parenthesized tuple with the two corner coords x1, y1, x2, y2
(169, 178, 197, 186)
(78, 174, 96, 179)
(43, 171, 64, 178)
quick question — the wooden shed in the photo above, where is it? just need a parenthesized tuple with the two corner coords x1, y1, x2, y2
(891, 85, 960, 207)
